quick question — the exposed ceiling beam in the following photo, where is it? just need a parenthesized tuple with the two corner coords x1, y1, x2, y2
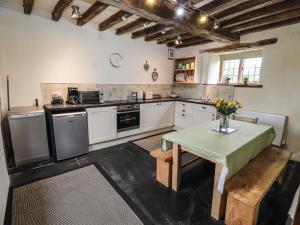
(116, 18, 148, 35)
(77, 1, 108, 26)
(222, 0, 300, 28)
(145, 29, 182, 42)
(52, 0, 73, 21)
(96, 0, 239, 43)
(157, 33, 193, 44)
(231, 8, 300, 33)
(99, 10, 132, 31)
(215, 0, 283, 22)
(176, 39, 213, 48)
(240, 17, 300, 35)
(131, 24, 166, 39)
(201, 38, 278, 52)
(190, 0, 205, 5)
(23, 0, 34, 15)
(199, 0, 251, 16)
(168, 36, 206, 47)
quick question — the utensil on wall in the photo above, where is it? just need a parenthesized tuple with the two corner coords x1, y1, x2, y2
(144, 61, 150, 71)
(152, 68, 158, 82)
(6, 74, 10, 110)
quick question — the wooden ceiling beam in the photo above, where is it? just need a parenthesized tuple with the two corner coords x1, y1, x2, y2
(199, 0, 251, 16)
(215, 0, 283, 22)
(52, 0, 73, 21)
(190, 0, 205, 5)
(131, 24, 166, 39)
(168, 36, 206, 47)
(240, 17, 300, 35)
(157, 33, 193, 44)
(23, 0, 34, 15)
(202, 38, 277, 53)
(97, 0, 239, 43)
(99, 10, 132, 31)
(77, 1, 108, 26)
(116, 18, 148, 35)
(222, 0, 300, 28)
(231, 8, 300, 33)
(145, 29, 182, 42)
(176, 39, 213, 48)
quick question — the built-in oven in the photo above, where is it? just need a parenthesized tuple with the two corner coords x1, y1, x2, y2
(117, 104, 140, 132)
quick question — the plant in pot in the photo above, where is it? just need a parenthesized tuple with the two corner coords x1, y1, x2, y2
(243, 76, 249, 86)
(213, 98, 242, 132)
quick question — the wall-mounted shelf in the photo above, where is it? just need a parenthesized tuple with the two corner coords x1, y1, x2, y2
(173, 57, 196, 84)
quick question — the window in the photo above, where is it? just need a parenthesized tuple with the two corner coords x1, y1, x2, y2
(219, 51, 262, 84)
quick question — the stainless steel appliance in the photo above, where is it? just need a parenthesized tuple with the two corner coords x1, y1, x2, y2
(79, 91, 102, 104)
(8, 108, 50, 167)
(52, 111, 89, 161)
(117, 104, 140, 132)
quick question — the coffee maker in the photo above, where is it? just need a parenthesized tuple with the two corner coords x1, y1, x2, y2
(67, 87, 80, 105)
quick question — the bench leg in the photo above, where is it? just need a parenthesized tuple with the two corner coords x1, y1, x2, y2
(225, 193, 260, 225)
(211, 163, 227, 220)
(156, 159, 172, 188)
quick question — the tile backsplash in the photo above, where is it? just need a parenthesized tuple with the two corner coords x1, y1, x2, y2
(41, 83, 234, 104)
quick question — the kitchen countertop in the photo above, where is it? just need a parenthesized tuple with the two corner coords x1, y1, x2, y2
(44, 98, 215, 113)
(8, 106, 45, 115)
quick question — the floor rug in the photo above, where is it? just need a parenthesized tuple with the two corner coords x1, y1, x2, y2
(12, 165, 143, 225)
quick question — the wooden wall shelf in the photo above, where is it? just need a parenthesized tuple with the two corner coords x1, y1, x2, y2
(173, 57, 196, 84)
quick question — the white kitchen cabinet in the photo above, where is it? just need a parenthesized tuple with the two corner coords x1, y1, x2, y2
(86, 106, 117, 144)
(140, 103, 158, 132)
(140, 102, 174, 132)
(157, 102, 174, 129)
(174, 102, 216, 129)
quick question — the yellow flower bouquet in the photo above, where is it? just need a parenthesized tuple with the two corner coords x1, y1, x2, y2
(213, 98, 242, 116)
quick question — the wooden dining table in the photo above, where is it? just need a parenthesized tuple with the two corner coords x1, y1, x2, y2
(161, 120, 276, 220)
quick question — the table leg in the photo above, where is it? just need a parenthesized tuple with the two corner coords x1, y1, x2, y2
(172, 144, 182, 191)
(211, 163, 227, 220)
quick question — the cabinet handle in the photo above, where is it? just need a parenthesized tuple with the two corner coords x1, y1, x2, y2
(202, 106, 206, 110)
(182, 110, 185, 112)
(182, 104, 185, 106)
(182, 114, 185, 117)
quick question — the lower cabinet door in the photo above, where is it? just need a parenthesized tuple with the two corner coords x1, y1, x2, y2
(193, 110, 216, 125)
(157, 102, 174, 129)
(86, 106, 117, 144)
(140, 103, 158, 132)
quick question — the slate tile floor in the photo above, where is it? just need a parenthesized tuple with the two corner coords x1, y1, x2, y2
(8, 142, 300, 225)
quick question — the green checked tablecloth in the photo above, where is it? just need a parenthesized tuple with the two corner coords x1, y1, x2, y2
(161, 120, 276, 193)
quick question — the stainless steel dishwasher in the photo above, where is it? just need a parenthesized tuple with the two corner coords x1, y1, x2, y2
(8, 109, 50, 167)
(52, 111, 89, 161)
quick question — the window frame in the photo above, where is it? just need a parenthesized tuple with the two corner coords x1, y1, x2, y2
(219, 57, 262, 84)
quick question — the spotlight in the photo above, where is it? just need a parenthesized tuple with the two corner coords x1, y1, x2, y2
(199, 14, 208, 24)
(161, 29, 166, 34)
(143, 21, 151, 28)
(71, 5, 81, 19)
(121, 13, 129, 21)
(176, 7, 185, 17)
(214, 21, 220, 29)
(146, 0, 156, 5)
(175, 35, 182, 45)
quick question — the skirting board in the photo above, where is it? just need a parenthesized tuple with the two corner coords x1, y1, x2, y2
(89, 127, 174, 152)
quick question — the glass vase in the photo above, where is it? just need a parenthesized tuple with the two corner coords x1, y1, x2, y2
(219, 114, 229, 131)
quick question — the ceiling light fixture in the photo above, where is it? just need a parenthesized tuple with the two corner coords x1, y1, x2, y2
(199, 13, 208, 24)
(121, 13, 129, 21)
(71, 5, 81, 19)
(175, 35, 182, 45)
(146, 0, 156, 6)
(213, 21, 220, 29)
(176, 6, 185, 17)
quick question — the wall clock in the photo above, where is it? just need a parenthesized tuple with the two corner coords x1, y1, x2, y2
(110, 53, 123, 68)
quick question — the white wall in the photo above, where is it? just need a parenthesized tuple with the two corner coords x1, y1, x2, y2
(236, 24, 300, 159)
(175, 23, 300, 159)
(0, 6, 173, 107)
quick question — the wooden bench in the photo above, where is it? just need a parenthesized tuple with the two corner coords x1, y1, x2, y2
(150, 149, 200, 187)
(225, 147, 291, 225)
